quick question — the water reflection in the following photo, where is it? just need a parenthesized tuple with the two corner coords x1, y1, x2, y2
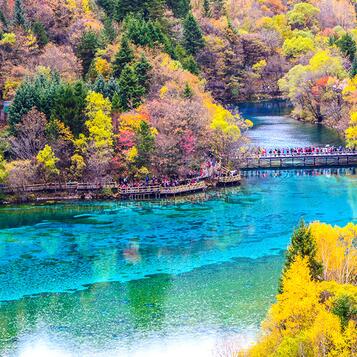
(238, 100, 344, 148)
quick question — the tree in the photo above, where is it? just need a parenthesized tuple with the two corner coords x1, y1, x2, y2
(351, 56, 357, 77)
(134, 54, 152, 94)
(282, 220, 323, 284)
(112, 36, 134, 78)
(8, 72, 61, 130)
(77, 31, 100, 75)
(183, 83, 193, 99)
(166, 0, 191, 18)
(287, 3, 320, 30)
(332, 295, 357, 330)
(14, 0, 26, 27)
(32, 21, 49, 48)
(52, 81, 88, 137)
(92, 75, 107, 96)
(102, 16, 116, 43)
(0, 154, 7, 184)
(282, 35, 315, 58)
(336, 33, 356, 62)
(136, 120, 155, 167)
(9, 108, 47, 160)
(203, 0, 211, 17)
(85, 91, 113, 148)
(37, 144, 60, 179)
(118, 65, 146, 111)
(183, 13, 205, 56)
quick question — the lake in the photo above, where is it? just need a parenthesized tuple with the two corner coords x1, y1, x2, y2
(0, 102, 355, 357)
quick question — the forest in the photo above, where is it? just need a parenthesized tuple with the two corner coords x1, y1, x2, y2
(0, 0, 356, 187)
(247, 221, 357, 356)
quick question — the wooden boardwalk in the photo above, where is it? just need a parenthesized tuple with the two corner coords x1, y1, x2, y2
(241, 153, 357, 170)
(0, 180, 211, 200)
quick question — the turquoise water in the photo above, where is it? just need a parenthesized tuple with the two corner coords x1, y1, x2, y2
(0, 169, 356, 356)
(0, 102, 355, 356)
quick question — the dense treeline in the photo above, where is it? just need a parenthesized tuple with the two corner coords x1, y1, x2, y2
(246, 221, 357, 356)
(0, 0, 251, 187)
(0, 0, 357, 188)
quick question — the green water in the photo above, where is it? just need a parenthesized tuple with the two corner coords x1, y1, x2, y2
(0, 102, 355, 357)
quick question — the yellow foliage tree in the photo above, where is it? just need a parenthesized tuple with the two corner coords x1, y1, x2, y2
(248, 222, 357, 357)
(85, 91, 113, 148)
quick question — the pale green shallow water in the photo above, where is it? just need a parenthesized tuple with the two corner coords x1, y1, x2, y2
(0, 102, 355, 357)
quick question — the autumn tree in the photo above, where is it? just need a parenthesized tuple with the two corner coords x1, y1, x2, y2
(37, 144, 60, 180)
(9, 108, 47, 160)
(287, 3, 320, 30)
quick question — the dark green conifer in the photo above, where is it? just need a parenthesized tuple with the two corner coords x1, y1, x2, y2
(77, 31, 100, 75)
(203, 0, 211, 17)
(134, 55, 152, 94)
(183, 83, 193, 99)
(112, 36, 135, 78)
(14, 0, 26, 27)
(32, 21, 49, 48)
(166, 0, 191, 18)
(183, 13, 205, 56)
(136, 120, 155, 167)
(118, 64, 145, 111)
(336, 33, 356, 62)
(279, 220, 323, 292)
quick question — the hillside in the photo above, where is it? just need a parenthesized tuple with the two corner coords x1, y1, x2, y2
(0, 0, 356, 188)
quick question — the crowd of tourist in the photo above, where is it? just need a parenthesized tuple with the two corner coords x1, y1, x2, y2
(253, 146, 355, 157)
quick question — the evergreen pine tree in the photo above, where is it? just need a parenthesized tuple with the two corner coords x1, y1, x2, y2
(134, 54, 152, 94)
(336, 33, 356, 62)
(183, 83, 193, 99)
(181, 55, 200, 74)
(0, 10, 8, 30)
(146, 0, 166, 19)
(112, 36, 135, 78)
(102, 16, 116, 43)
(51, 81, 88, 136)
(118, 64, 145, 111)
(8, 82, 36, 130)
(77, 31, 100, 75)
(136, 120, 155, 167)
(92, 75, 107, 96)
(111, 92, 121, 113)
(32, 21, 49, 48)
(166, 0, 191, 18)
(183, 13, 205, 56)
(351, 55, 357, 77)
(203, 0, 211, 17)
(115, 0, 142, 21)
(106, 77, 121, 100)
(14, 0, 26, 27)
(279, 220, 323, 292)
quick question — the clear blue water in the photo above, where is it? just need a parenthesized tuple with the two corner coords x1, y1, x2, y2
(0, 102, 355, 357)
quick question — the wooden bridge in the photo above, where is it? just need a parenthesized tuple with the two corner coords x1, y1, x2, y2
(241, 153, 357, 170)
(0, 173, 243, 201)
